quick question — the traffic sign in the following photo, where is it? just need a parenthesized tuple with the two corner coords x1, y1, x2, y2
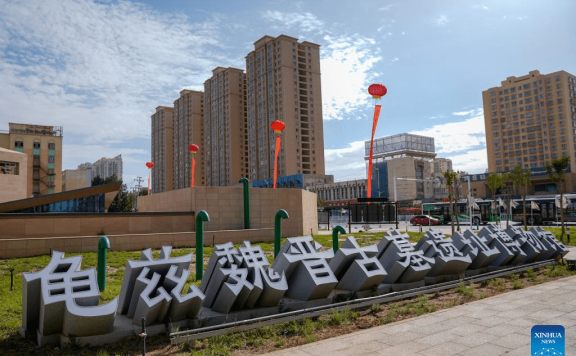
(423, 206, 434, 211)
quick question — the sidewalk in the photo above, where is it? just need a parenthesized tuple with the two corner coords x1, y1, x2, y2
(264, 274, 576, 356)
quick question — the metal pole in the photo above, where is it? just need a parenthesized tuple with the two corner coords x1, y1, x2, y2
(332, 225, 346, 253)
(10, 268, 14, 291)
(97, 236, 110, 292)
(140, 317, 147, 356)
(468, 176, 472, 231)
(348, 203, 352, 234)
(274, 209, 289, 257)
(239, 178, 250, 229)
(195, 210, 210, 280)
(395, 202, 399, 229)
(394, 174, 397, 203)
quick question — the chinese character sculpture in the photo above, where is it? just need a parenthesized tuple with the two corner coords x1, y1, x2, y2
(377, 230, 434, 284)
(21, 252, 118, 345)
(272, 236, 338, 300)
(329, 236, 387, 291)
(118, 246, 204, 325)
(531, 227, 569, 260)
(506, 226, 547, 263)
(414, 230, 472, 276)
(452, 230, 500, 269)
(200, 242, 287, 313)
(478, 225, 527, 266)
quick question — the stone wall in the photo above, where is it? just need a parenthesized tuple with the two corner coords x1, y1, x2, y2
(0, 228, 273, 259)
(0, 212, 194, 239)
(138, 186, 318, 237)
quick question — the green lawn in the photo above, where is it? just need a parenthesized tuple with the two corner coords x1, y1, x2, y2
(0, 226, 570, 354)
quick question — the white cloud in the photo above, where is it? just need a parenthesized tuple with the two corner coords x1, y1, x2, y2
(473, 4, 489, 10)
(436, 15, 448, 26)
(448, 149, 487, 174)
(261, 11, 325, 33)
(391, 57, 400, 63)
(452, 109, 475, 116)
(0, 0, 227, 143)
(321, 34, 382, 121)
(260, 10, 382, 122)
(410, 110, 486, 154)
(325, 110, 489, 180)
(378, 4, 396, 11)
(325, 141, 367, 180)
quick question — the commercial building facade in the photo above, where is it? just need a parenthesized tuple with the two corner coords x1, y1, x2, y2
(483, 70, 576, 173)
(0, 123, 63, 197)
(365, 133, 451, 204)
(151, 106, 174, 193)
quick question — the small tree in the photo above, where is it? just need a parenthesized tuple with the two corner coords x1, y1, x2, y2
(546, 156, 570, 242)
(486, 172, 506, 222)
(509, 165, 532, 230)
(444, 171, 457, 234)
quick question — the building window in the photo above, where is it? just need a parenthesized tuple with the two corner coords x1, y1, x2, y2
(33, 142, 40, 149)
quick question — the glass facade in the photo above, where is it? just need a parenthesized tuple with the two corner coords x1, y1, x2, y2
(7, 193, 106, 213)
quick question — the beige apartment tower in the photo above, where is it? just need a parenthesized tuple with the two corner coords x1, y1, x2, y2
(483, 70, 576, 173)
(0, 123, 63, 197)
(173, 90, 205, 189)
(204, 67, 248, 186)
(245, 35, 326, 181)
(151, 106, 174, 193)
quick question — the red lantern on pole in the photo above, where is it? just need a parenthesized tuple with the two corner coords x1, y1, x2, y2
(188, 144, 199, 188)
(271, 121, 285, 189)
(145, 162, 154, 195)
(366, 84, 387, 200)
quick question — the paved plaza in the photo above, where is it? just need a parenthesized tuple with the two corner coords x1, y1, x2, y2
(265, 253, 576, 356)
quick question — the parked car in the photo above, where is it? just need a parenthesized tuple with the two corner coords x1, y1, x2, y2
(410, 215, 440, 226)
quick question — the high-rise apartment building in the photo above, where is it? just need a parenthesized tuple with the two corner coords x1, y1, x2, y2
(204, 67, 248, 186)
(0, 123, 63, 197)
(483, 70, 576, 173)
(245, 35, 325, 181)
(92, 155, 123, 181)
(151, 106, 174, 193)
(173, 90, 204, 189)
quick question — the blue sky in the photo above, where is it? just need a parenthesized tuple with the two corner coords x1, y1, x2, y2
(1, 0, 575, 188)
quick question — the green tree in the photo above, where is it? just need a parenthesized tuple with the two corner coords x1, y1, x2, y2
(486, 172, 506, 222)
(91, 174, 131, 212)
(108, 184, 131, 212)
(546, 156, 570, 242)
(443, 171, 457, 234)
(509, 165, 532, 230)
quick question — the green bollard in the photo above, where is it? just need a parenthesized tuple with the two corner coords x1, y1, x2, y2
(274, 209, 289, 257)
(195, 210, 210, 281)
(97, 236, 110, 292)
(239, 178, 250, 229)
(332, 225, 346, 253)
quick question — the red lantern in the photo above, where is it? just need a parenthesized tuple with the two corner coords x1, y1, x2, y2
(368, 84, 387, 99)
(271, 120, 286, 135)
(189, 144, 199, 153)
(146, 162, 154, 169)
